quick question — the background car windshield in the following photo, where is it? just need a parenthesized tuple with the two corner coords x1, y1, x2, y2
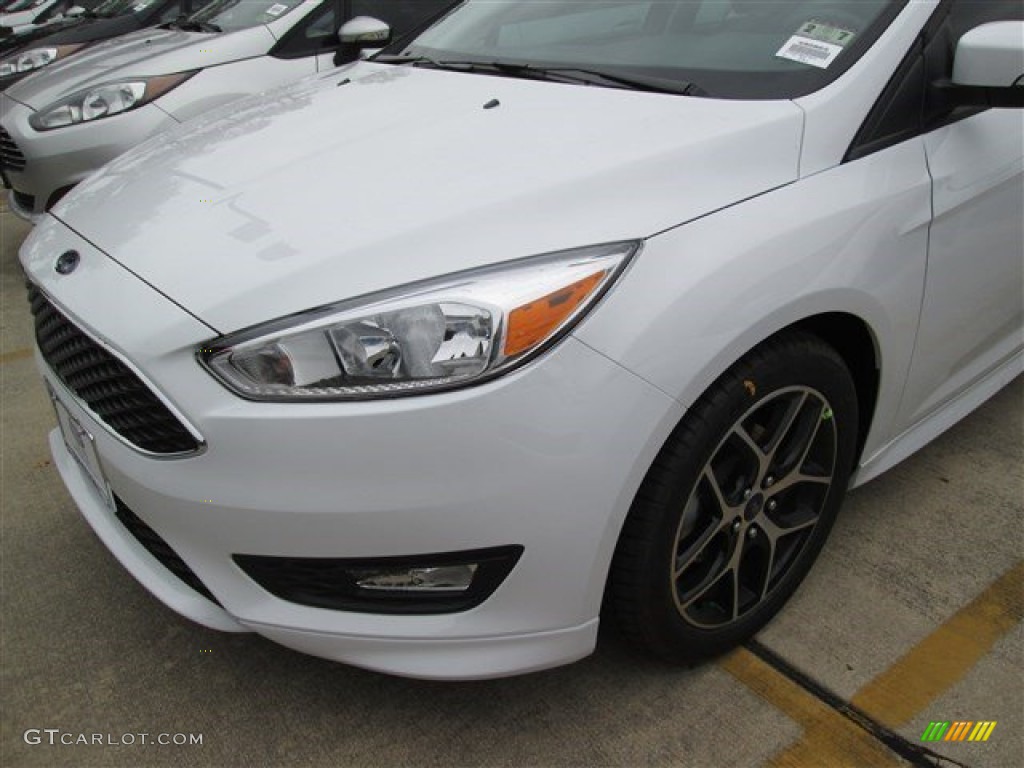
(33, 0, 107, 22)
(2, 0, 49, 12)
(189, 0, 303, 32)
(397, 0, 903, 99)
(91, 0, 155, 17)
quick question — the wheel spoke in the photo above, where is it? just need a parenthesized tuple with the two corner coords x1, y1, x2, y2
(788, 401, 826, 474)
(702, 467, 733, 517)
(679, 561, 737, 614)
(764, 391, 809, 461)
(756, 535, 776, 602)
(673, 520, 722, 578)
(732, 424, 770, 477)
(761, 512, 817, 542)
(767, 470, 831, 496)
(728, 566, 740, 621)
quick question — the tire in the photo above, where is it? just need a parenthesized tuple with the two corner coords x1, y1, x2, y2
(608, 331, 859, 663)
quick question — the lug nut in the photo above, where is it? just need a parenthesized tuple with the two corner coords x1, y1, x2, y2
(743, 487, 753, 500)
(767, 500, 778, 512)
(731, 519, 742, 533)
(764, 475, 775, 488)
(747, 527, 758, 540)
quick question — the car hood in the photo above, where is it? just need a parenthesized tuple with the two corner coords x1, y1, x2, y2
(0, 15, 80, 53)
(52, 62, 804, 333)
(4, 13, 139, 53)
(5, 24, 274, 110)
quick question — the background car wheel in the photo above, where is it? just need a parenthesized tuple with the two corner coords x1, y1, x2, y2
(608, 330, 859, 662)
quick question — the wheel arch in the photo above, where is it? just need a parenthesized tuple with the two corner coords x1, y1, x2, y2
(787, 312, 881, 470)
(595, 311, 883, 622)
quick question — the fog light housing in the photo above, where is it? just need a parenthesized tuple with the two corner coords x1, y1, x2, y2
(233, 546, 523, 614)
(352, 564, 478, 592)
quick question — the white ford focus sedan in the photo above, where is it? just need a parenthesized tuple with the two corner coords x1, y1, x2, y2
(19, 0, 1024, 679)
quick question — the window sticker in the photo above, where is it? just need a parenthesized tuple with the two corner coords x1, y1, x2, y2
(266, 3, 288, 16)
(776, 35, 843, 69)
(776, 19, 857, 69)
(795, 20, 857, 47)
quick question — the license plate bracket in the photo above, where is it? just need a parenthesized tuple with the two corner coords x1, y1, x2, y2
(48, 384, 114, 510)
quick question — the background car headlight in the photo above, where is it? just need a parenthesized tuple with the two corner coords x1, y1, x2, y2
(28, 71, 197, 131)
(200, 242, 639, 401)
(0, 44, 84, 78)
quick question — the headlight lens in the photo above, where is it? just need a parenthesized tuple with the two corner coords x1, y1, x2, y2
(29, 71, 196, 131)
(200, 242, 639, 401)
(0, 44, 85, 77)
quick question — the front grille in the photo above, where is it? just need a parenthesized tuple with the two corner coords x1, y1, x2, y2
(114, 496, 219, 605)
(27, 283, 200, 455)
(0, 125, 26, 171)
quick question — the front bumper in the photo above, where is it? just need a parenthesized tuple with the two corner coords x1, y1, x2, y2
(0, 94, 177, 218)
(23, 219, 684, 679)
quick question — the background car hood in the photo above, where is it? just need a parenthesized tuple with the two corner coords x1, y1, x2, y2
(1, 13, 141, 56)
(54, 62, 804, 333)
(5, 24, 274, 109)
(0, 14, 81, 54)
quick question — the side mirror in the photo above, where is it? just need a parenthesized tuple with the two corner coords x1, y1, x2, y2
(338, 15, 390, 46)
(335, 16, 391, 66)
(934, 21, 1024, 108)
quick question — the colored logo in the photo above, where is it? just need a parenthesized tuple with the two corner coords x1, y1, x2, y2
(921, 721, 997, 742)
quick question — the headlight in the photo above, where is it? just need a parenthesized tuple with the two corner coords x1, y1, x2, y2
(200, 242, 639, 401)
(0, 44, 82, 78)
(28, 71, 197, 131)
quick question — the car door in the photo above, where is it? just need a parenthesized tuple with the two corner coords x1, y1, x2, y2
(897, 0, 1024, 428)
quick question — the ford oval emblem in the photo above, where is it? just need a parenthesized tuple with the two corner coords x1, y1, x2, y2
(55, 250, 80, 275)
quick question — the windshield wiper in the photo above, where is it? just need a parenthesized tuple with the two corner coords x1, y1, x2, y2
(161, 17, 221, 33)
(178, 20, 222, 33)
(375, 55, 706, 96)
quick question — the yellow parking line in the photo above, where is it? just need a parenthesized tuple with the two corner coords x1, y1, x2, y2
(719, 649, 902, 767)
(762, 560, 1023, 764)
(851, 559, 1023, 725)
(0, 348, 32, 364)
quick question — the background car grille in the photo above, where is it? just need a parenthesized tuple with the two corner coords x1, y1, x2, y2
(27, 283, 201, 455)
(0, 125, 26, 171)
(114, 496, 219, 605)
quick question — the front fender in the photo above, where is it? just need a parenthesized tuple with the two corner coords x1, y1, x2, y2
(574, 137, 932, 468)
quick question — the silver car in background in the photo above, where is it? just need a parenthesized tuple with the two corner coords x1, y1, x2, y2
(0, 0, 449, 218)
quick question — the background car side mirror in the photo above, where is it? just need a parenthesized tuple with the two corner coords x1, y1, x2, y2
(933, 21, 1024, 108)
(335, 16, 391, 65)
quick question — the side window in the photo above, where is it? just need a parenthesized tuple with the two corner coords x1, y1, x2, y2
(305, 3, 335, 38)
(846, 0, 1023, 161)
(348, 0, 450, 38)
(158, 0, 185, 23)
(271, 1, 339, 59)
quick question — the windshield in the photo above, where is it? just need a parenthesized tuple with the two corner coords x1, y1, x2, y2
(189, 0, 303, 32)
(90, 0, 154, 17)
(1, 0, 50, 13)
(388, 0, 906, 99)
